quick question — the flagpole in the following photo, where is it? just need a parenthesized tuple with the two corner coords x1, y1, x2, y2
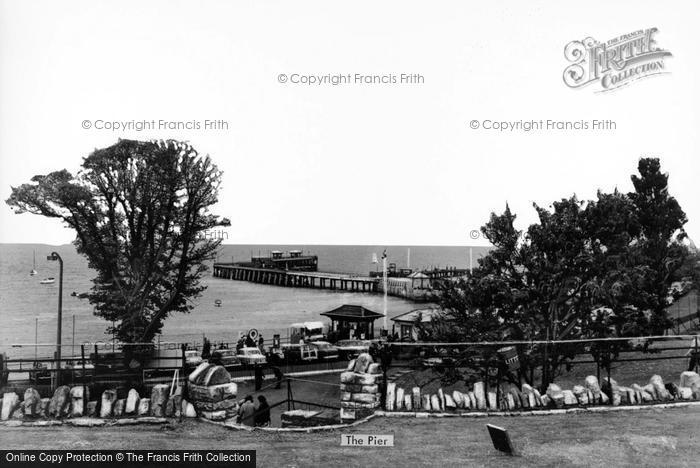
(382, 253, 388, 332)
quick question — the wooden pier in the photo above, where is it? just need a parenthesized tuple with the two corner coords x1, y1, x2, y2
(212, 264, 378, 293)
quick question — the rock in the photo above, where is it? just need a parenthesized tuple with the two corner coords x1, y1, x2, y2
(546, 384, 565, 408)
(404, 394, 412, 411)
(385, 383, 396, 411)
(200, 365, 231, 386)
(680, 371, 699, 389)
(650, 375, 670, 400)
(113, 399, 125, 416)
(2, 393, 19, 420)
(367, 363, 382, 375)
(586, 389, 595, 404)
(468, 392, 477, 409)
(125, 389, 140, 414)
(11, 406, 24, 420)
(473, 382, 486, 409)
(360, 384, 378, 394)
(87, 401, 98, 417)
(452, 391, 464, 408)
(573, 385, 588, 405)
(69, 387, 88, 417)
(522, 384, 537, 407)
(181, 399, 197, 417)
(541, 395, 551, 407)
(430, 395, 440, 412)
(395, 387, 404, 410)
(533, 389, 544, 407)
(422, 394, 432, 411)
(632, 384, 653, 402)
(150, 384, 169, 417)
(22, 388, 42, 418)
(412, 387, 421, 410)
(599, 392, 609, 404)
(138, 398, 150, 416)
(602, 377, 621, 403)
(562, 390, 577, 406)
(49, 386, 71, 418)
(679, 387, 693, 400)
(437, 389, 445, 411)
(346, 359, 356, 371)
(188, 362, 211, 383)
(100, 389, 117, 418)
(505, 393, 515, 410)
(352, 353, 373, 373)
(487, 392, 497, 410)
(445, 394, 456, 410)
(643, 384, 656, 400)
(39, 398, 51, 417)
(340, 372, 379, 386)
(508, 387, 522, 409)
(584, 376, 602, 399)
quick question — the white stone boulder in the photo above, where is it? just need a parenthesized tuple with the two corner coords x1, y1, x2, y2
(444, 394, 456, 410)
(404, 394, 412, 411)
(352, 353, 373, 373)
(631, 384, 653, 402)
(125, 389, 140, 414)
(150, 384, 170, 417)
(430, 394, 440, 412)
(100, 389, 118, 418)
(468, 392, 476, 409)
(487, 392, 497, 410)
(137, 397, 150, 416)
(452, 391, 464, 408)
(573, 385, 588, 405)
(546, 384, 565, 408)
(649, 375, 670, 401)
(22, 388, 42, 418)
(395, 387, 404, 410)
(473, 382, 486, 409)
(386, 383, 396, 411)
(49, 386, 71, 418)
(562, 390, 577, 406)
(181, 399, 197, 417)
(412, 387, 421, 410)
(69, 386, 88, 417)
(584, 376, 602, 400)
(1, 392, 20, 420)
(680, 371, 700, 389)
(679, 387, 693, 400)
(422, 394, 431, 411)
(113, 399, 126, 416)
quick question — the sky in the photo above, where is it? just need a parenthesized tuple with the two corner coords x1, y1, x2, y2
(0, 0, 698, 246)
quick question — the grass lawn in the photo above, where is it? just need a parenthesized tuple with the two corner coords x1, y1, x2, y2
(1, 405, 699, 467)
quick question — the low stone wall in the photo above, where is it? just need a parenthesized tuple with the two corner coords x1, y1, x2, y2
(386, 371, 700, 413)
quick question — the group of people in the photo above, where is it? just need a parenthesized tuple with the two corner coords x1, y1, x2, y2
(236, 394, 270, 427)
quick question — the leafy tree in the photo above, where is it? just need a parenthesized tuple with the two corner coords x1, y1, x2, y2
(428, 158, 689, 390)
(6, 139, 228, 344)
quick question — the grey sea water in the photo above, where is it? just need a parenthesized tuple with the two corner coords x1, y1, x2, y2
(0, 244, 488, 357)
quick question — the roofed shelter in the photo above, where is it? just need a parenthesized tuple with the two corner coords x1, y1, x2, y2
(321, 304, 384, 340)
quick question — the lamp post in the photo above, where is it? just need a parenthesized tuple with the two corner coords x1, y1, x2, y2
(47, 252, 63, 387)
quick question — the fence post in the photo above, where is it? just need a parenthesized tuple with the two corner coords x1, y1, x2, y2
(81, 345, 87, 413)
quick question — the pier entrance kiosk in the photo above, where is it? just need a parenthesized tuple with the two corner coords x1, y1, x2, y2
(321, 304, 384, 341)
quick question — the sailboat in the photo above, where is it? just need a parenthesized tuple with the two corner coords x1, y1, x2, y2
(29, 250, 38, 276)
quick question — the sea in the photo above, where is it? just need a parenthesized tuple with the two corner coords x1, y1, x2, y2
(0, 244, 488, 357)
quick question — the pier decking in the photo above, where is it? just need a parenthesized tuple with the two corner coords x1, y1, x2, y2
(213, 264, 378, 292)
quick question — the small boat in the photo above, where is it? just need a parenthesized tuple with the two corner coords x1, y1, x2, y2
(39, 277, 55, 285)
(29, 250, 38, 276)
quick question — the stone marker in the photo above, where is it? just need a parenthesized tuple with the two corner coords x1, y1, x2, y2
(505, 393, 515, 410)
(183, 400, 197, 417)
(445, 394, 456, 410)
(422, 394, 431, 411)
(585, 376, 602, 399)
(395, 387, 404, 410)
(430, 394, 440, 412)
(125, 389, 140, 415)
(114, 399, 126, 416)
(473, 382, 486, 409)
(679, 387, 693, 400)
(100, 389, 118, 418)
(150, 384, 170, 417)
(468, 391, 477, 409)
(2, 393, 20, 420)
(487, 392, 497, 410)
(562, 390, 577, 406)
(386, 383, 396, 411)
(680, 371, 699, 389)
(39, 398, 51, 417)
(412, 387, 421, 410)
(49, 386, 71, 418)
(22, 388, 42, 418)
(631, 384, 653, 402)
(404, 394, 413, 411)
(69, 387, 87, 417)
(138, 397, 150, 416)
(546, 384, 565, 408)
(649, 375, 670, 401)
(573, 385, 588, 405)
(346, 359, 356, 371)
(452, 391, 464, 408)
(87, 401, 98, 417)
(353, 353, 373, 373)
(541, 395, 551, 407)
(188, 362, 211, 383)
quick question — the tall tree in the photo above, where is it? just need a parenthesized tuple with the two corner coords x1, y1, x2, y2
(6, 139, 228, 344)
